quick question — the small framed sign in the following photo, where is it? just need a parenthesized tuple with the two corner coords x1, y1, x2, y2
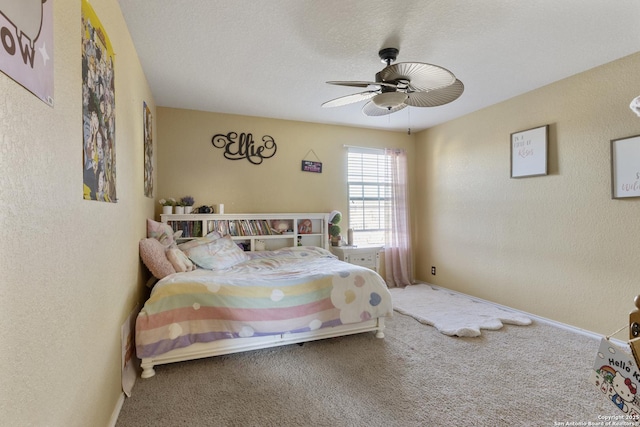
(302, 160, 322, 173)
(510, 125, 549, 178)
(611, 135, 640, 199)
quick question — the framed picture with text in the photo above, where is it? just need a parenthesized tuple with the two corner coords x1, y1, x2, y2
(510, 125, 549, 178)
(611, 134, 640, 199)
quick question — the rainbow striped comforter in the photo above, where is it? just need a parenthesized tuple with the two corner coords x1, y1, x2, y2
(136, 247, 392, 359)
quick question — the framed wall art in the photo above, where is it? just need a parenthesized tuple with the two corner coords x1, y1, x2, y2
(610, 134, 640, 199)
(301, 149, 322, 173)
(510, 125, 549, 178)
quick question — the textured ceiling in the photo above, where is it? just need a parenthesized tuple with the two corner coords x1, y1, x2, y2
(117, 0, 640, 132)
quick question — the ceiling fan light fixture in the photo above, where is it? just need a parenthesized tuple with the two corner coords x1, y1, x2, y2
(372, 92, 407, 109)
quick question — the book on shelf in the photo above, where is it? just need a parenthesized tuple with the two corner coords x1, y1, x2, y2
(167, 220, 201, 239)
(207, 219, 279, 237)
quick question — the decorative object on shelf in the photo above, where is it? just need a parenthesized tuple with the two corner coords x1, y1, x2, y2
(347, 228, 354, 246)
(196, 205, 213, 214)
(272, 219, 293, 234)
(211, 131, 277, 165)
(329, 210, 342, 246)
(159, 198, 176, 214)
(611, 134, 640, 199)
(301, 149, 322, 173)
(218, 204, 224, 214)
(181, 196, 195, 213)
(255, 240, 266, 251)
(510, 125, 549, 178)
(298, 219, 312, 234)
(174, 206, 185, 214)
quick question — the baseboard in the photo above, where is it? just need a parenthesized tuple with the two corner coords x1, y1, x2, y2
(108, 392, 125, 427)
(415, 281, 629, 349)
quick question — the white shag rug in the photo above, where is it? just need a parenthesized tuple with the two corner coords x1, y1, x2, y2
(389, 284, 532, 337)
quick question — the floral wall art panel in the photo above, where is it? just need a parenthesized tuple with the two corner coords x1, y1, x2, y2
(81, 0, 116, 202)
(0, 0, 54, 106)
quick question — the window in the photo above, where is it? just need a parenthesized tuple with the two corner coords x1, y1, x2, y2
(347, 148, 391, 245)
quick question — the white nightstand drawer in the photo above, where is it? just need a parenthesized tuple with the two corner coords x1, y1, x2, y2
(345, 253, 376, 267)
(330, 245, 382, 273)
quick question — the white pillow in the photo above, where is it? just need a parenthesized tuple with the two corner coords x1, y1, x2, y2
(178, 231, 222, 252)
(183, 235, 249, 270)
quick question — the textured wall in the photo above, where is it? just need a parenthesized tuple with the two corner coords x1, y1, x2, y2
(156, 107, 415, 221)
(0, 0, 155, 425)
(415, 52, 640, 335)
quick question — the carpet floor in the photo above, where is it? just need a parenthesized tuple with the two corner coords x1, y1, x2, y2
(116, 310, 617, 427)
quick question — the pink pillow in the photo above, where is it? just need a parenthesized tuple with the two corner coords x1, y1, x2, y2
(139, 238, 176, 279)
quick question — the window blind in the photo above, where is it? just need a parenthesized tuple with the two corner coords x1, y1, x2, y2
(347, 148, 391, 245)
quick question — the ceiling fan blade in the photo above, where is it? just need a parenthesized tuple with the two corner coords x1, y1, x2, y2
(327, 81, 397, 89)
(379, 62, 456, 91)
(321, 91, 378, 108)
(404, 79, 465, 107)
(362, 101, 407, 117)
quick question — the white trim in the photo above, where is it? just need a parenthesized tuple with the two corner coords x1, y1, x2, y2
(416, 281, 630, 349)
(108, 392, 125, 427)
(343, 144, 384, 154)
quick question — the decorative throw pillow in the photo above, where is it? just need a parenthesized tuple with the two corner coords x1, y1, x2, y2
(167, 248, 196, 273)
(146, 219, 182, 248)
(183, 235, 249, 270)
(139, 238, 176, 279)
(177, 231, 222, 252)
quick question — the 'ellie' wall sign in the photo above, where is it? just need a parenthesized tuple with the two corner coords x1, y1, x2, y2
(211, 132, 277, 165)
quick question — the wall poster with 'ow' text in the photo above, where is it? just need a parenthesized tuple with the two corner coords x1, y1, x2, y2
(0, 0, 54, 106)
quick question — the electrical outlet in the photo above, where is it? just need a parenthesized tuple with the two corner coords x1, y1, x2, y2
(431, 266, 436, 275)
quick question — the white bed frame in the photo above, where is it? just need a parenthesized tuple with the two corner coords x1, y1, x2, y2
(140, 317, 385, 378)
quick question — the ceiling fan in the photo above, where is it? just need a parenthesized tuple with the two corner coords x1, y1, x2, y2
(321, 48, 464, 116)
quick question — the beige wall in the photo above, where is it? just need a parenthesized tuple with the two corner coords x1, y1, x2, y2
(415, 52, 640, 336)
(3, 1, 636, 424)
(156, 108, 415, 226)
(0, 0, 155, 426)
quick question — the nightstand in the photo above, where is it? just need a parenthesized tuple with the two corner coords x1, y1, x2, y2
(330, 245, 382, 272)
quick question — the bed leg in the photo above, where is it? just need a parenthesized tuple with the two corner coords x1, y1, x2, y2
(375, 318, 386, 339)
(140, 360, 156, 379)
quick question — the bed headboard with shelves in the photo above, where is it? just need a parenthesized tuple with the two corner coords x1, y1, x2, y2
(160, 212, 330, 251)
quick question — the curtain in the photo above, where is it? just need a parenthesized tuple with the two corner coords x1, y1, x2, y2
(384, 148, 413, 288)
